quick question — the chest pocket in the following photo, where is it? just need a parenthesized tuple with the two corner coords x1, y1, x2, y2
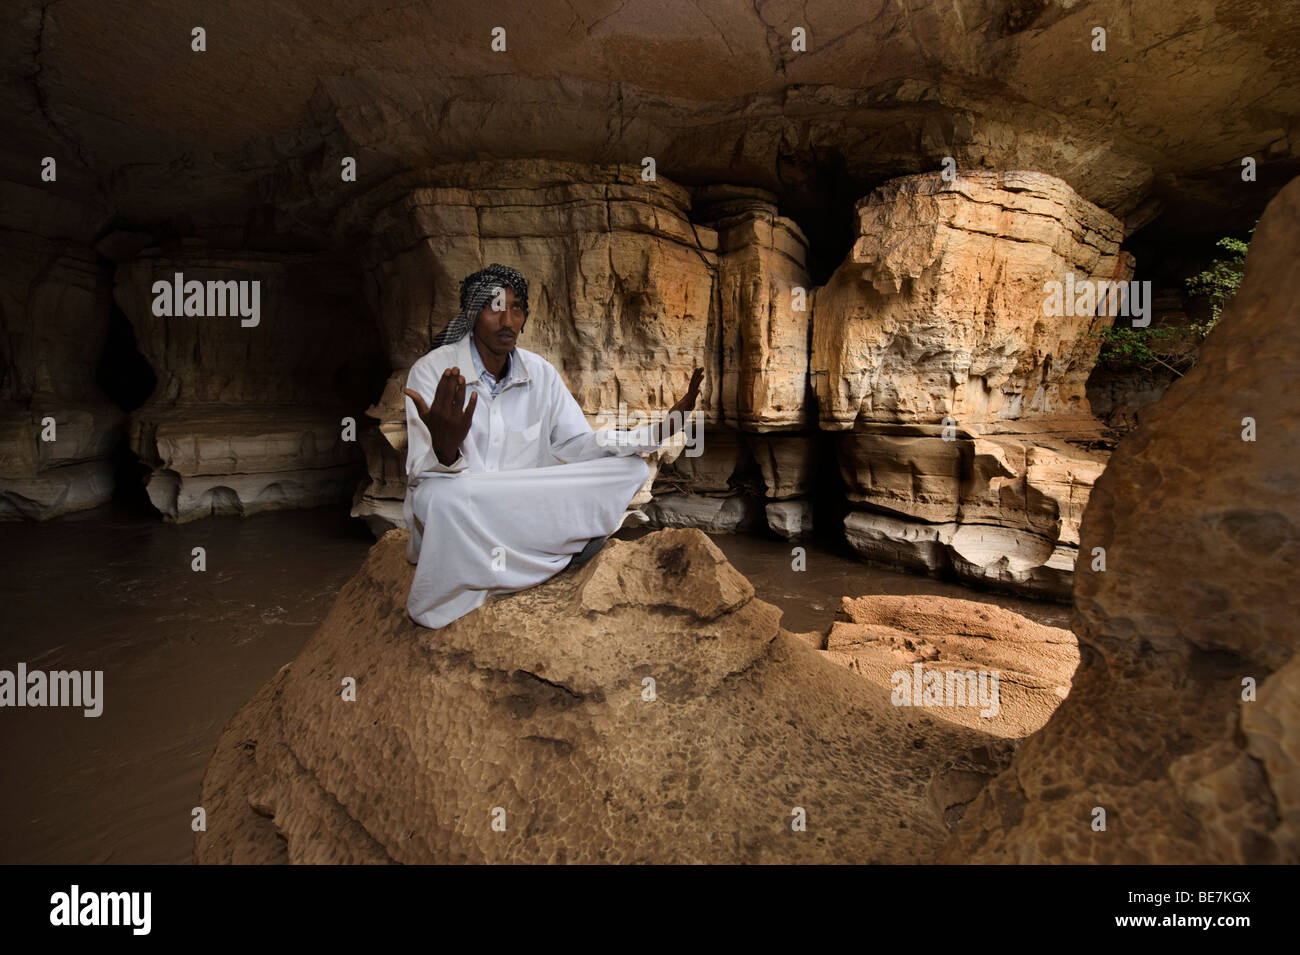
(505, 420, 543, 466)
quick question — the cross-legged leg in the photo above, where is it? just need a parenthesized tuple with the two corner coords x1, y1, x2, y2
(405, 454, 650, 629)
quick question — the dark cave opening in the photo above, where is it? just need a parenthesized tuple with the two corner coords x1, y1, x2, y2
(776, 147, 879, 287)
(1084, 215, 1259, 431)
(95, 287, 156, 514)
(806, 429, 853, 554)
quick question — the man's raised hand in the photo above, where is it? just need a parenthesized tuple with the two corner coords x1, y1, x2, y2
(659, 366, 704, 443)
(403, 366, 477, 466)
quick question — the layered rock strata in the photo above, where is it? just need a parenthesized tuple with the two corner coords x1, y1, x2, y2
(813, 171, 1132, 429)
(347, 162, 818, 539)
(112, 249, 377, 522)
(354, 168, 1127, 596)
(814, 171, 1129, 597)
(839, 418, 1108, 599)
(0, 183, 121, 519)
(817, 594, 1078, 739)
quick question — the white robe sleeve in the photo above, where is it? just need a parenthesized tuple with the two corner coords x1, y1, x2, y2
(547, 364, 662, 464)
(405, 361, 469, 482)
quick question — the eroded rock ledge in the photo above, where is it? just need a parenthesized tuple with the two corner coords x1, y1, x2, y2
(816, 593, 1078, 740)
(111, 250, 379, 522)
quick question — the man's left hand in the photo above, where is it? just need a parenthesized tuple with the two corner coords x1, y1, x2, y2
(659, 366, 704, 443)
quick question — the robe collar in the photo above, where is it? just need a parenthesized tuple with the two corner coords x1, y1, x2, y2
(455, 332, 531, 391)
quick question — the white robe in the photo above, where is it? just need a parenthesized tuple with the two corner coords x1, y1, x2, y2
(402, 333, 661, 629)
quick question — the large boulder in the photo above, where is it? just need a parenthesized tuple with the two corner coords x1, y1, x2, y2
(812, 170, 1129, 429)
(815, 170, 1124, 597)
(196, 527, 1000, 864)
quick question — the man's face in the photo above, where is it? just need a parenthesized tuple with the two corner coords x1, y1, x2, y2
(473, 285, 526, 358)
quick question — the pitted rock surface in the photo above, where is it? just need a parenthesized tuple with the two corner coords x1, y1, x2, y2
(196, 527, 998, 864)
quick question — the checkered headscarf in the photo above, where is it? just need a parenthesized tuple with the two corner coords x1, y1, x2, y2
(430, 263, 530, 348)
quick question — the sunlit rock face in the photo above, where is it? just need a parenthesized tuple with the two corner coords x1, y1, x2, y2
(838, 420, 1107, 600)
(818, 593, 1079, 740)
(944, 175, 1300, 864)
(350, 167, 1119, 594)
(346, 160, 718, 532)
(812, 171, 1130, 429)
(812, 171, 1127, 598)
(694, 184, 813, 432)
(112, 250, 379, 522)
(340, 161, 719, 403)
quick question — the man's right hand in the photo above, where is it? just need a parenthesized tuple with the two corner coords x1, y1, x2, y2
(404, 366, 477, 466)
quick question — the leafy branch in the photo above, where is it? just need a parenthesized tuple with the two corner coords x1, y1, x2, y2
(1083, 225, 1253, 378)
(1185, 232, 1251, 328)
(1082, 325, 1202, 377)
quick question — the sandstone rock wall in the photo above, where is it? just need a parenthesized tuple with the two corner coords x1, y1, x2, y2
(5, 0, 1293, 548)
(809, 171, 1127, 598)
(349, 164, 1127, 600)
(0, 197, 121, 519)
(348, 160, 823, 540)
(694, 184, 812, 432)
(4, 158, 1127, 600)
(111, 249, 381, 522)
(65, 161, 1131, 598)
(346, 160, 719, 531)
(813, 171, 1130, 429)
(838, 420, 1107, 599)
(943, 175, 1300, 863)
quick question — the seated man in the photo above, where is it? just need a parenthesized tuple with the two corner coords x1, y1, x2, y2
(402, 263, 703, 629)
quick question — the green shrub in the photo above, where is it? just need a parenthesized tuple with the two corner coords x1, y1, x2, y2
(1084, 324, 1200, 377)
(1185, 232, 1251, 330)
(1082, 225, 1253, 377)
